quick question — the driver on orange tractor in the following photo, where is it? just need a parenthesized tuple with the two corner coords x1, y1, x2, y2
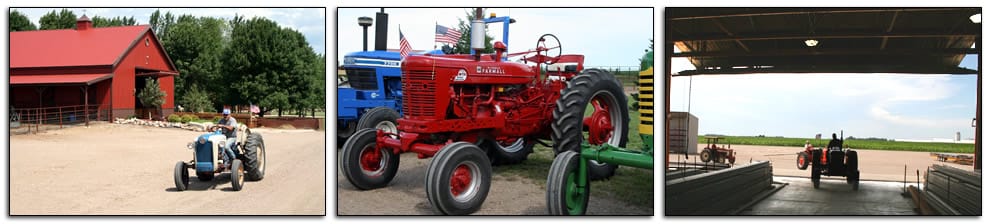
(827, 133, 842, 150)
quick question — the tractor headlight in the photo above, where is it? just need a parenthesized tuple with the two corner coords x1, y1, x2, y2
(187, 142, 195, 149)
(198, 137, 206, 144)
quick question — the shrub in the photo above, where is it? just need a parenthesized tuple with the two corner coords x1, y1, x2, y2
(166, 114, 182, 123)
(212, 116, 222, 123)
(181, 114, 198, 123)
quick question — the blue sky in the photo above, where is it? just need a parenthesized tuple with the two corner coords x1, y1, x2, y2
(11, 8, 326, 55)
(670, 49, 979, 140)
(336, 8, 653, 67)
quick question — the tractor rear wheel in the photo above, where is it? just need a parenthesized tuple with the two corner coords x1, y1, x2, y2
(196, 172, 214, 181)
(482, 137, 533, 166)
(811, 150, 822, 189)
(356, 107, 399, 136)
(425, 142, 492, 215)
(341, 129, 400, 190)
(847, 150, 859, 190)
(242, 133, 266, 181)
(174, 162, 189, 191)
(700, 149, 712, 163)
(551, 68, 628, 180)
(337, 120, 357, 149)
(231, 159, 244, 191)
(796, 152, 810, 170)
(546, 151, 590, 215)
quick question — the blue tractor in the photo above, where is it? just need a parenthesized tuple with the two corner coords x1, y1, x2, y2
(174, 124, 266, 191)
(337, 9, 445, 145)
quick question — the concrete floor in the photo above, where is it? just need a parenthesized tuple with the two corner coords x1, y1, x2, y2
(740, 176, 917, 215)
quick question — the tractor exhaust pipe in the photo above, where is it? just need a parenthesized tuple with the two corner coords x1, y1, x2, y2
(374, 8, 388, 51)
(471, 8, 485, 61)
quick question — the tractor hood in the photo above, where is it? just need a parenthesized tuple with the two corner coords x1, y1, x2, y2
(402, 55, 535, 85)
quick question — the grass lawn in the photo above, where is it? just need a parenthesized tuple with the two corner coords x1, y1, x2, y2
(698, 135, 974, 154)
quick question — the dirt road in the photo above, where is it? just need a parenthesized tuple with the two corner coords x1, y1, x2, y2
(337, 153, 653, 215)
(670, 144, 974, 181)
(9, 123, 325, 215)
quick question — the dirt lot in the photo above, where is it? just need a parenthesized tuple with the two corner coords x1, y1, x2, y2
(337, 153, 654, 215)
(670, 144, 974, 181)
(9, 123, 325, 215)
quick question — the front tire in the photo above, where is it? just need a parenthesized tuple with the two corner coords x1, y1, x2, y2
(341, 129, 400, 190)
(482, 137, 533, 166)
(425, 142, 492, 215)
(551, 69, 628, 180)
(356, 107, 399, 135)
(796, 152, 810, 170)
(546, 151, 590, 215)
(242, 133, 266, 181)
(231, 159, 244, 191)
(174, 162, 189, 191)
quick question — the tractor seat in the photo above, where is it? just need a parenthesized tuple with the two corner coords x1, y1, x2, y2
(545, 55, 584, 72)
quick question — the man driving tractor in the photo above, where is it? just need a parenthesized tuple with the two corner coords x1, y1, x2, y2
(827, 133, 843, 149)
(211, 109, 238, 163)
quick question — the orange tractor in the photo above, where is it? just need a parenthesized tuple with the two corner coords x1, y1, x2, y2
(699, 137, 736, 164)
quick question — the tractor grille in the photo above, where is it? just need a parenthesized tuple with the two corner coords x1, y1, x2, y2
(402, 70, 437, 117)
(346, 68, 377, 90)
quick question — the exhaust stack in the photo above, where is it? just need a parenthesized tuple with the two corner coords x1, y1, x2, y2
(374, 8, 389, 51)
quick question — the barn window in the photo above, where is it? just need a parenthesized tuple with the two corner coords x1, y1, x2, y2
(145, 38, 149, 46)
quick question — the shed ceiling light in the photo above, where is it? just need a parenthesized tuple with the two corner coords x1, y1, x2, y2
(804, 39, 819, 47)
(971, 13, 981, 24)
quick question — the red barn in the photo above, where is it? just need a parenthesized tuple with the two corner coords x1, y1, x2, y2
(9, 15, 179, 122)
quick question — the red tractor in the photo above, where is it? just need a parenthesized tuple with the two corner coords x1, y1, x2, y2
(340, 9, 629, 215)
(795, 134, 860, 190)
(699, 137, 736, 164)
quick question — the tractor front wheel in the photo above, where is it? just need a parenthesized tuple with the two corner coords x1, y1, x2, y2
(174, 162, 189, 191)
(356, 107, 399, 136)
(551, 68, 628, 180)
(796, 152, 810, 170)
(425, 142, 492, 215)
(231, 159, 244, 191)
(341, 129, 400, 190)
(546, 151, 590, 215)
(482, 137, 533, 166)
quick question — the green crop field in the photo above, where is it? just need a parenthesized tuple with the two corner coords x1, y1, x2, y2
(697, 135, 974, 154)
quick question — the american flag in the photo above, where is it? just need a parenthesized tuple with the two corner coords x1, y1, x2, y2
(399, 28, 412, 59)
(435, 25, 462, 44)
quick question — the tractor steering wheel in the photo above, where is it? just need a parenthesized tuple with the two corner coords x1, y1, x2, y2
(535, 34, 562, 64)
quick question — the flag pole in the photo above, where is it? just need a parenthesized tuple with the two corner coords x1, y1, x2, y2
(434, 21, 438, 50)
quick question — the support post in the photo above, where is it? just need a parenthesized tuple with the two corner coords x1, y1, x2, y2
(976, 33, 981, 171)
(84, 86, 89, 126)
(665, 13, 673, 170)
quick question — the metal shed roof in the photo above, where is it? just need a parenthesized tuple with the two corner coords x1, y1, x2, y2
(668, 7, 982, 76)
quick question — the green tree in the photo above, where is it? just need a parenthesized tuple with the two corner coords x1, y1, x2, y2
(450, 8, 495, 54)
(137, 77, 167, 118)
(39, 9, 77, 30)
(9, 10, 37, 31)
(223, 17, 294, 117)
(180, 84, 212, 113)
(92, 15, 136, 28)
(158, 14, 227, 111)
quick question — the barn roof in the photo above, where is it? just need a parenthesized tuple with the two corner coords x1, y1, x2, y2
(9, 73, 113, 86)
(10, 25, 175, 71)
(668, 7, 982, 75)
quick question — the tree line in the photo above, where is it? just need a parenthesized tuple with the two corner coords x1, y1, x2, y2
(9, 9, 326, 117)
